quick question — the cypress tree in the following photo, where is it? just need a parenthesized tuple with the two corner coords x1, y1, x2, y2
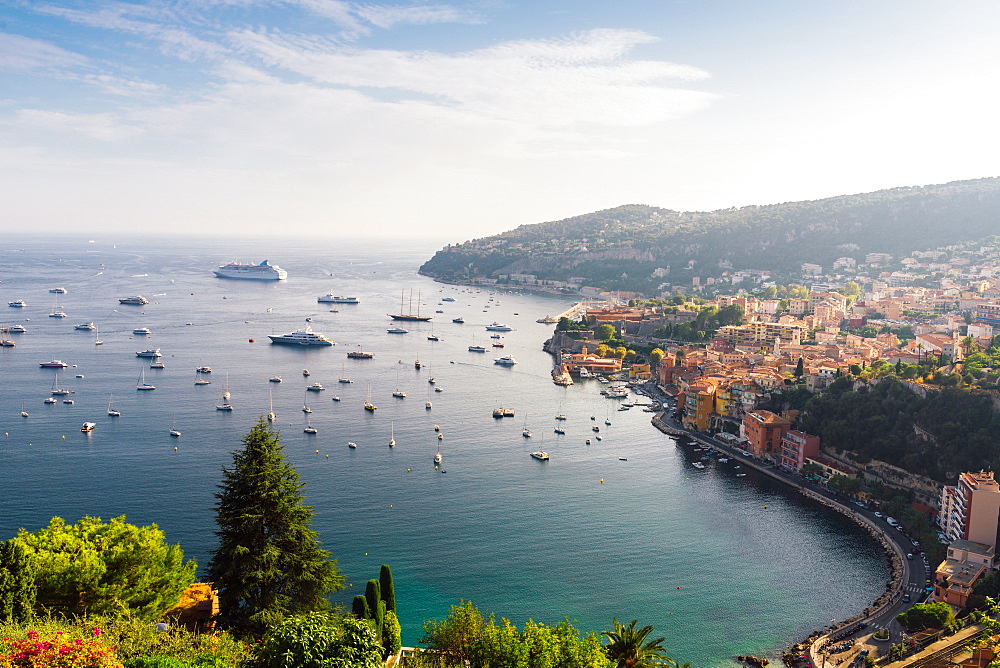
(794, 357, 804, 377)
(0, 540, 35, 623)
(353, 594, 371, 619)
(379, 564, 396, 613)
(207, 419, 344, 638)
(365, 579, 381, 623)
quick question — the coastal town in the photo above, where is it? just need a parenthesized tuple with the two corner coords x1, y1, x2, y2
(530, 242, 1000, 666)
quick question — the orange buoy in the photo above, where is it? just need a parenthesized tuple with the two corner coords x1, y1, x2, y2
(249, 338, 254, 343)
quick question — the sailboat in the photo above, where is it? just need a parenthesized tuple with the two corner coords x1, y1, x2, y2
(136, 369, 155, 391)
(434, 441, 442, 467)
(523, 415, 531, 438)
(304, 414, 317, 434)
(107, 394, 120, 416)
(389, 421, 396, 447)
(195, 369, 211, 385)
(93, 324, 103, 346)
(392, 369, 406, 398)
(170, 416, 181, 437)
(427, 322, 439, 341)
(364, 382, 376, 411)
(267, 386, 276, 422)
(302, 390, 312, 413)
(388, 288, 432, 321)
(51, 371, 71, 396)
(21, 400, 28, 417)
(338, 363, 352, 384)
(216, 375, 233, 410)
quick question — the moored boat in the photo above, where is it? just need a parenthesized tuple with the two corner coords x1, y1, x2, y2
(214, 260, 287, 280)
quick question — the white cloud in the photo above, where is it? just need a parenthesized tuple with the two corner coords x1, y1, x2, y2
(0, 33, 89, 71)
(353, 3, 485, 29)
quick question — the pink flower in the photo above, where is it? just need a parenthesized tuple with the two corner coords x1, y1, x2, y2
(92, 626, 102, 637)
(26, 630, 39, 639)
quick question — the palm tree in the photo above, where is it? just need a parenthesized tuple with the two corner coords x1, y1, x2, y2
(602, 618, 677, 667)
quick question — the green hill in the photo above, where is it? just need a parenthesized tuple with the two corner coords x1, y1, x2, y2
(418, 178, 1000, 294)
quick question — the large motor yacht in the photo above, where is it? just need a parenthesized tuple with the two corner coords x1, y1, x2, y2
(267, 329, 334, 346)
(214, 260, 287, 280)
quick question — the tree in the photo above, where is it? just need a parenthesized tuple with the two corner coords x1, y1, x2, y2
(602, 618, 675, 668)
(14, 516, 195, 620)
(896, 601, 954, 631)
(208, 419, 344, 638)
(0, 539, 35, 623)
(597, 324, 617, 341)
(650, 348, 664, 365)
(794, 357, 804, 378)
(800, 462, 823, 479)
(249, 613, 382, 668)
(379, 564, 396, 614)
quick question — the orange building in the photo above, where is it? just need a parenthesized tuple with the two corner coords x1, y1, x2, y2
(742, 410, 791, 460)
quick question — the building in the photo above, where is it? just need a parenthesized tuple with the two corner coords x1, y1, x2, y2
(939, 471, 1000, 550)
(742, 410, 792, 460)
(932, 540, 994, 608)
(779, 430, 821, 472)
(974, 303, 1000, 328)
(717, 321, 804, 348)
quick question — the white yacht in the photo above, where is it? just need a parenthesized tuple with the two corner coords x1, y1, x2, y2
(49, 287, 67, 294)
(136, 349, 162, 358)
(8, 300, 26, 307)
(494, 356, 517, 366)
(268, 329, 334, 346)
(214, 260, 287, 280)
(306, 383, 325, 392)
(39, 360, 69, 368)
(119, 296, 150, 305)
(387, 327, 409, 334)
(133, 327, 151, 335)
(317, 295, 359, 304)
(485, 322, 513, 331)
(530, 451, 549, 461)
(9, 324, 26, 332)
(75, 322, 96, 330)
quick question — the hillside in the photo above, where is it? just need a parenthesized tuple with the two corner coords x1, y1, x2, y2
(418, 178, 1000, 294)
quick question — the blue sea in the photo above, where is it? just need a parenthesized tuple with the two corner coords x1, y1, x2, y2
(0, 235, 888, 666)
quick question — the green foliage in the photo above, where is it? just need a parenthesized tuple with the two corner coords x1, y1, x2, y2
(382, 610, 401, 658)
(796, 379, 1000, 481)
(602, 618, 677, 668)
(364, 580, 381, 627)
(123, 656, 228, 668)
(895, 602, 954, 631)
(416, 600, 611, 668)
(649, 349, 664, 365)
(379, 565, 395, 614)
(596, 324, 617, 341)
(207, 419, 345, 638)
(13, 516, 195, 620)
(794, 357, 804, 378)
(248, 613, 382, 668)
(352, 595, 370, 620)
(0, 540, 35, 624)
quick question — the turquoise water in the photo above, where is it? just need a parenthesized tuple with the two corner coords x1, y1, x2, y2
(0, 236, 888, 665)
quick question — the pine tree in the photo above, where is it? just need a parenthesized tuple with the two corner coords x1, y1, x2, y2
(207, 419, 344, 637)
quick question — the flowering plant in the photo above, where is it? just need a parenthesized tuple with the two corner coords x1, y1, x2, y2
(0, 627, 121, 668)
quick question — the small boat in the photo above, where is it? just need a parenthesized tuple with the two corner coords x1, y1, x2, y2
(197, 366, 212, 373)
(118, 295, 149, 305)
(21, 401, 29, 417)
(45, 397, 57, 404)
(40, 360, 69, 368)
(347, 350, 375, 359)
(468, 345, 486, 353)
(414, 360, 422, 369)
(452, 317, 464, 323)
(585, 439, 591, 445)
(81, 422, 96, 432)
(49, 310, 68, 318)
(596, 436, 602, 441)
(331, 395, 341, 402)
(338, 363, 352, 383)
(493, 356, 516, 366)
(364, 383, 376, 411)
(387, 327, 409, 334)
(8, 300, 27, 307)
(269, 376, 283, 383)
(555, 414, 567, 421)
(136, 349, 162, 357)
(306, 383, 325, 392)
(304, 414, 317, 434)
(492, 342, 504, 348)
(195, 373, 211, 385)
(605, 419, 612, 426)
(170, 429, 181, 437)
(133, 327, 151, 335)
(216, 376, 232, 408)
(389, 421, 396, 448)
(428, 377, 436, 384)
(427, 334, 439, 341)
(75, 322, 96, 330)
(434, 387, 443, 393)
(267, 388, 276, 422)
(434, 444, 443, 466)
(63, 398, 74, 404)
(692, 462, 705, 469)
(107, 395, 120, 417)
(530, 451, 549, 461)
(49, 287, 67, 294)
(9, 324, 26, 332)
(619, 457, 628, 461)
(0, 338, 14, 347)
(303, 369, 310, 376)
(348, 441, 358, 449)
(554, 427, 565, 435)
(393, 390, 406, 398)
(523, 429, 531, 438)
(136, 369, 155, 391)
(490, 334, 502, 339)
(438, 433, 443, 440)
(592, 426, 600, 432)
(434, 425, 440, 431)
(150, 360, 165, 369)
(93, 325, 102, 345)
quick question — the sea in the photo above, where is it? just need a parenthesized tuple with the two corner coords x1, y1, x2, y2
(0, 235, 888, 666)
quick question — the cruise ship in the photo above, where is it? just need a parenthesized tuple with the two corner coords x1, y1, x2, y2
(267, 329, 334, 346)
(214, 260, 287, 281)
(317, 295, 359, 304)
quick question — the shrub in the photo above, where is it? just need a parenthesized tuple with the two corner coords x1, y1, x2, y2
(249, 613, 381, 668)
(0, 626, 119, 668)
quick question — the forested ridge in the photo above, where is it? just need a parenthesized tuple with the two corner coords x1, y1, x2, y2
(419, 178, 1000, 292)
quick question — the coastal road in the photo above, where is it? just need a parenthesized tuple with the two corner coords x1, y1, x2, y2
(639, 382, 930, 646)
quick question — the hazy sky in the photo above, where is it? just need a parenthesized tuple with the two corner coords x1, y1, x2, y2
(2, 1, 999, 241)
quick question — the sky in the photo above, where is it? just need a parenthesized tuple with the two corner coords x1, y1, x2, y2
(2, 0, 1000, 241)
